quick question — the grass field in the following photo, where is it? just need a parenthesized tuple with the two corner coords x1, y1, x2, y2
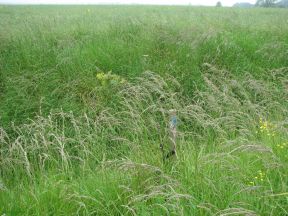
(0, 5, 288, 215)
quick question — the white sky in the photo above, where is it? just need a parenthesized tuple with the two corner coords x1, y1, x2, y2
(0, 0, 257, 7)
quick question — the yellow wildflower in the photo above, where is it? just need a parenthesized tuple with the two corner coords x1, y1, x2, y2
(96, 71, 126, 87)
(259, 118, 276, 137)
(96, 72, 105, 81)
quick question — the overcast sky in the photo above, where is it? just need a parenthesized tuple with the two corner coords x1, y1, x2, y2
(0, 0, 256, 6)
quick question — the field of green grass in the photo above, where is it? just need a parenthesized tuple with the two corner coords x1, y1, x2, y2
(0, 5, 288, 215)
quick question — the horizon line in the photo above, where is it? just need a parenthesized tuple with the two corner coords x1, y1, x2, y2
(0, 2, 245, 7)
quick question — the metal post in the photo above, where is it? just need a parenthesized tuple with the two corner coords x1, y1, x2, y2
(167, 109, 177, 159)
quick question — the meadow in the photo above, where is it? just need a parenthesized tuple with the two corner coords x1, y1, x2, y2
(0, 5, 288, 215)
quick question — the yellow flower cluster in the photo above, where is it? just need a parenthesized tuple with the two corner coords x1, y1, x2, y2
(96, 71, 126, 86)
(248, 170, 265, 186)
(276, 142, 287, 149)
(259, 118, 276, 137)
(96, 72, 106, 81)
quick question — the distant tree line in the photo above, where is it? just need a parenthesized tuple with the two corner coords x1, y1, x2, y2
(232, 0, 288, 8)
(256, 0, 276, 7)
(275, 0, 288, 7)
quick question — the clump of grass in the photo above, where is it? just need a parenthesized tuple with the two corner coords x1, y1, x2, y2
(1, 66, 288, 215)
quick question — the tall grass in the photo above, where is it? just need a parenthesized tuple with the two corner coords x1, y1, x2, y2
(1, 68, 288, 215)
(0, 5, 288, 215)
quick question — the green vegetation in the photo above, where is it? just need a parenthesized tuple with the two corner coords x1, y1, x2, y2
(0, 5, 288, 215)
